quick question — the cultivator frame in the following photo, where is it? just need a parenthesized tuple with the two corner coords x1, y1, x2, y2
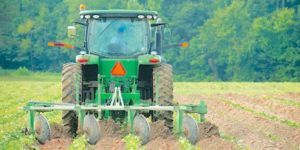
(23, 100, 207, 143)
(23, 69, 208, 144)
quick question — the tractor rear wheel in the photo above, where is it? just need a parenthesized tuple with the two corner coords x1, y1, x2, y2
(62, 63, 81, 137)
(153, 64, 174, 129)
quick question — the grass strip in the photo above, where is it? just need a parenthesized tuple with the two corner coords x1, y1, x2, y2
(278, 99, 300, 109)
(0, 130, 36, 150)
(222, 100, 300, 128)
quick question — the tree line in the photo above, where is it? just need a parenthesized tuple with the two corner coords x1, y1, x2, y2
(0, 0, 299, 81)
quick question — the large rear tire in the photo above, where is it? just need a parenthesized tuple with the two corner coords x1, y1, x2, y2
(62, 63, 81, 137)
(153, 64, 174, 129)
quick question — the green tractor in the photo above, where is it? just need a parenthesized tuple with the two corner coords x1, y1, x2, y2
(23, 8, 210, 145)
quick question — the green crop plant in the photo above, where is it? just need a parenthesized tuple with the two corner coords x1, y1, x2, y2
(0, 79, 61, 149)
(123, 134, 144, 150)
(220, 132, 247, 150)
(222, 99, 300, 128)
(174, 82, 300, 96)
(69, 135, 90, 150)
(0, 69, 60, 81)
(265, 132, 279, 142)
(278, 99, 300, 109)
(1, 132, 36, 150)
(179, 136, 200, 150)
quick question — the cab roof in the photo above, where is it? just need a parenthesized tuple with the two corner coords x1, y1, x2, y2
(80, 9, 158, 18)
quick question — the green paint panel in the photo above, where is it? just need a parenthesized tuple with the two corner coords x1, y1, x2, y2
(100, 93, 140, 105)
(28, 111, 35, 133)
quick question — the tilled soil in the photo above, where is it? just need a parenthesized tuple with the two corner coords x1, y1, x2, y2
(221, 93, 300, 122)
(39, 93, 300, 150)
(39, 118, 224, 150)
(39, 123, 71, 150)
(175, 94, 300, 150)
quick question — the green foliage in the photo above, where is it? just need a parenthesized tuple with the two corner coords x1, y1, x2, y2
(278, 99, 300, 108)
(20, 39, 32, 50)
(0, 78, 61, 149)
(17, 20, 34, 34)
(0, 0, 299, 81)
(220, 132, 246, 150)
(179, 136, 200, 150)
(14, 67, 31, 76)
(123, 134, 144, 150)
(173, 113, 200, 150)
(222, 99, 300, 128)
(174, 82, 300, 95)
(0, 68, 60, 81)
(69, 135, 89, 150)
(1, 132, 37, 150)
(174, 0, 300, 81)
(0, 67, 9, 76)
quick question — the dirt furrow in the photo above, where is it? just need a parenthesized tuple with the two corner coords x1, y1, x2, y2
(38, 93, 300, 150)
(175, 94, 300, 150)
(39, 138, 72, 150)
(219, 93, 300, 122)
(197, 136, 236, 150)
(272, 93, 300, 102)
(39, 108, 233, 150)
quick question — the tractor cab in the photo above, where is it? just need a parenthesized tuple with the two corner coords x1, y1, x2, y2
(79, 10, 158, 58)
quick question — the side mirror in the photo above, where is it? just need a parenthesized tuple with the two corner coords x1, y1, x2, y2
(67, 26, 76, 38)
(150, 22, 168, 27)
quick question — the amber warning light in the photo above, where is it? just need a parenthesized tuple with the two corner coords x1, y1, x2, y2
(48, 42, 74, 49)
(180, 42, 189, 48)
(79, 4, 86, 11)
(111, 62, 126, 76)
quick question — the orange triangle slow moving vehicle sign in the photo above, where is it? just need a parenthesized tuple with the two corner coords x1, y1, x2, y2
(111, 62, 126, 76)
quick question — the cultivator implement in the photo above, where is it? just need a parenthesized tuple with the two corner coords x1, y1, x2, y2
(23, 101, 207, 144)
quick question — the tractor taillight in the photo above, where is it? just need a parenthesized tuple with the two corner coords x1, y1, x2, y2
(149, 58, 160, 63)
(111, 62, 126, 76)
(77, 58, 88, 63)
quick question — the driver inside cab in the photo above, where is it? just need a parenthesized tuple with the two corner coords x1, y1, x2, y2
(107, 25, 127, 53)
